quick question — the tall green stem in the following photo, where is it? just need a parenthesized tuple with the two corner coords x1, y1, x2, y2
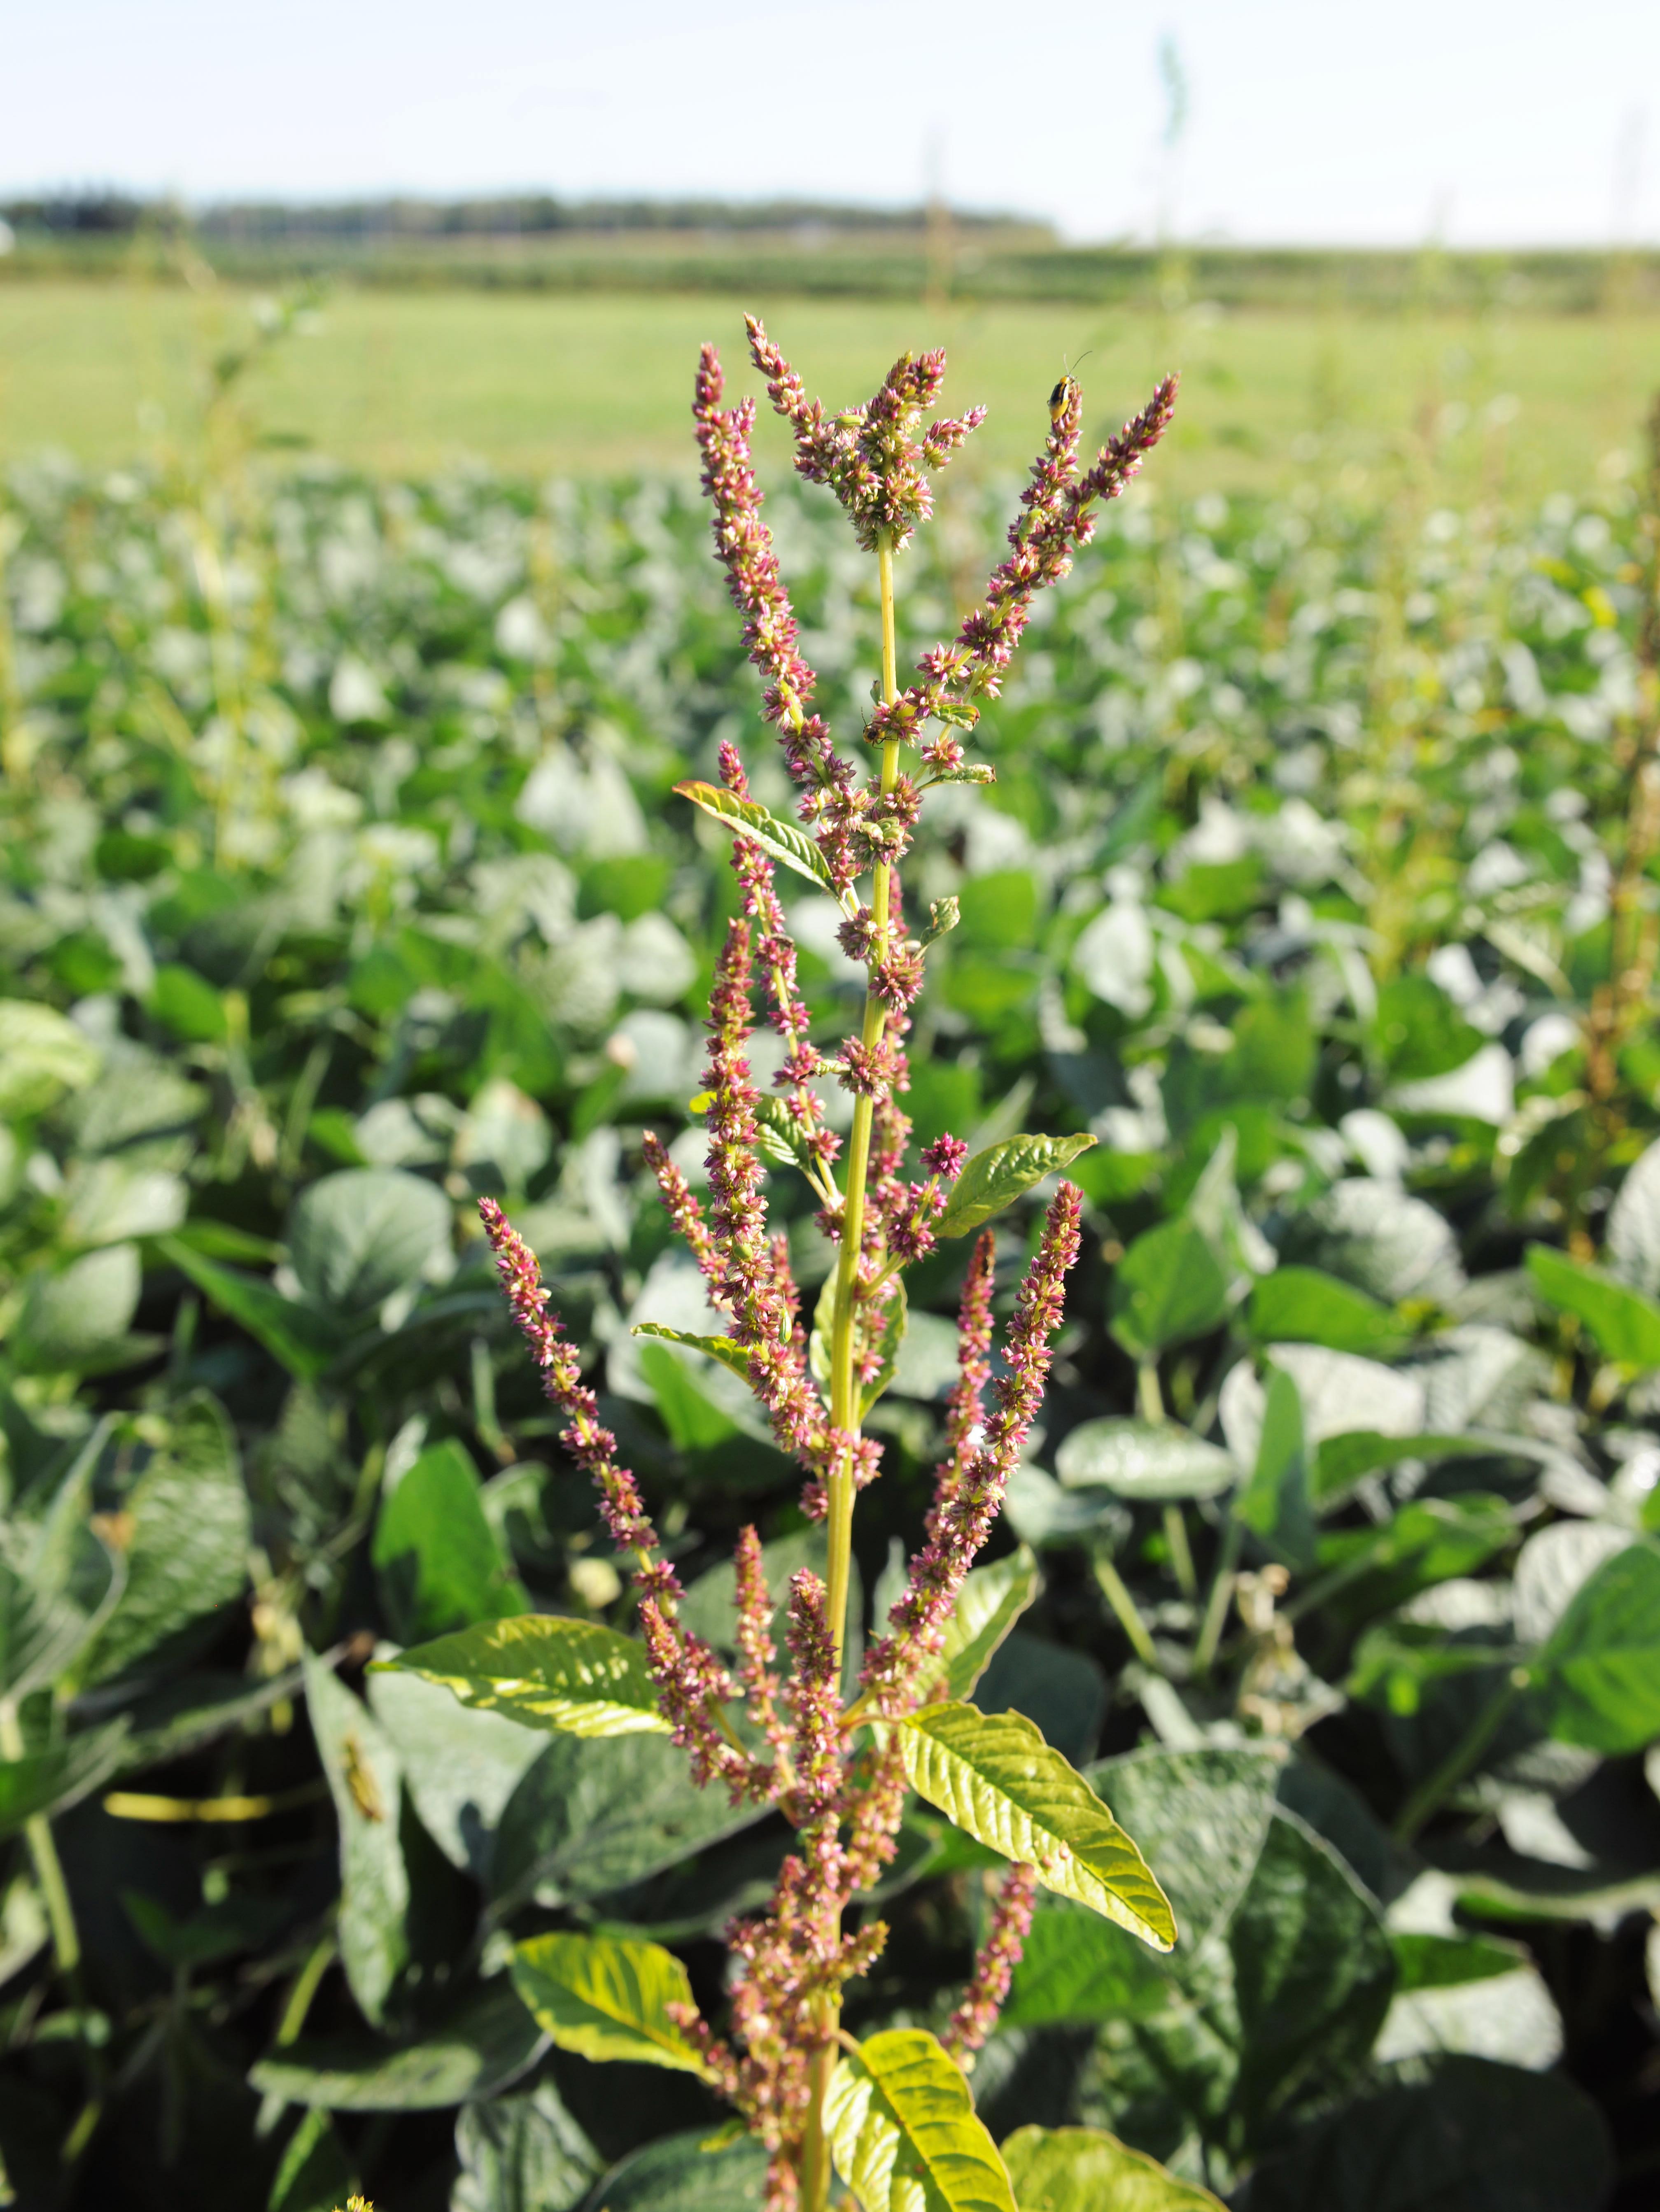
(807, 534, 900, 2212)
(0, 1697, 79, 1976)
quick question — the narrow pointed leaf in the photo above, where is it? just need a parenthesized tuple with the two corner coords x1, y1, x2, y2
(937, 1134, 1097, 1239)
(825, 2027, 1015, 2212)
(914, 1548, 1040, 1704)
(896, 1703, 1175, 1949)
(510, 1931, 711, 2075)
(674, 781, 839, 898)
(631, 1323, 754, 1385)
(372, 1614, 669, 1737)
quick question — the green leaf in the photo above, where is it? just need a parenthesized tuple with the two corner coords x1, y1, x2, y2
(452, 2080, 602, 2212)
(673, 779, 840, 897)
(1312, 1427, 1557, 1501)
(1246, 1266, 1409, 1356)
(72, 1393, 251, 1690)
(860, 1277, 908, 1417)
(510, 1930, 710, 2074)
(366, 1660, 548, 1879)
(303, 1652, 409, 2027)
(1109, 1219, 1235, 1359)
(12, 1244, 142, 1373)
(250, 1983, 548, 2110)
(576, 2130, 769, 2210)
(1233, 1366, 1315, 1572)
(1526, 1243, 1660, 1369)
(636, 1340, 743, 1451)
(1001, 2125, 1225, 2210)
(375, 1613, 669, 1739)
(0, 1723, 130, 1840)
(916, 1547, 1040, 1704)
(1247, 2054, 1613, 2212)
(269, 2108, 357, 2212)
(1390, 1931, 1525, 1993)
(1002, 1900, 1173, 2026)
(0, 999, 100, 1118)
(1056, 1418, 1238, 1501)
(749, 1094, 826, 1182)
(0, 1539, 115, 1703)
(1084, 1746, 1284, 1958)
(632, 1322, 754, 1384)
(157, 1238, 340, 1382)
(826, 2027, 1016, 2212)
(1531, 1542, 1660, 1750)
(937, 1133, 1096, 1239)
(288, 1166, 454, 1315)
(371, 1438, 528, 1643)
(895, 1704, 1175, 1949)
(921, 895, 963, 944)
(490, 1732, 767, 1911)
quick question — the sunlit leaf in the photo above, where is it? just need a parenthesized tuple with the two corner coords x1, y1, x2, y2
(510, 1930, 710, 2074)
(674, 779, 840, 897)
(373, 1613, 669, 1737)
(937, 1133, 1096, 1239)
(826, 2027, 1015, 2212)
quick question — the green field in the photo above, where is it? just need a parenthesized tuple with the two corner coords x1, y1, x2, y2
(3, 278, 1658, 497)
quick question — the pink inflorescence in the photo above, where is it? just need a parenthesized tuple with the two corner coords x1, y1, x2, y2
(942, 1862, 1040, 2066)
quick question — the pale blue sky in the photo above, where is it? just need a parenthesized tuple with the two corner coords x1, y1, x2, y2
(8, 0, 1656, 245)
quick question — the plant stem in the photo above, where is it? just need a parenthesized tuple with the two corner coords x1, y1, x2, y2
(1093, 1553, 1161, 1670)
(809, 533, 900, 2212)
(0, 1697, 79, 1977)
(1392, 1672, 1523, 1845)
(1163, 1505, 1197, 1600)
(1193, 1516, 1241, 1678)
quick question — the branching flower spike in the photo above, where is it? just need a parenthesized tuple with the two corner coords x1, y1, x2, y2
(471, 322, 1178, 2212)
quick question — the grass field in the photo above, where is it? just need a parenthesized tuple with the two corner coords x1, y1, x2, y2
(2, 278, 1658, 496)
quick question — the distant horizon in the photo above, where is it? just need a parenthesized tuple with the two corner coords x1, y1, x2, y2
(7, 0, 1658, 251)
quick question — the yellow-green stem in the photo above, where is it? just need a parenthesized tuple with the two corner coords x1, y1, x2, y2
(809, 535, 900, 2212)
(0, 1697, 79, 1977)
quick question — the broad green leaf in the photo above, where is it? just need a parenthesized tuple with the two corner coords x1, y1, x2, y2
(0, 1723, 130, 1840)
(1001, 2125, 1224, 2210)
(1526, 1243, 1660, 1369)
(490, 1731, 767, 1910)
(510, 1930, 710, 2074)
(375, 1613, 668, 1738)
(674, 779, 839, 897)
(1246, 1266, 1408, 1356)
(1312, 1426, 1557, 1500)
(826, 2027, 1015, 2212)
(1056, 1418, 1237, 1501)
(636, 1340, 743, 1451)
(577, 2130, 769, 2210)
(1109, 1219, 1235, 1359)
(937, 1133, 1096, 1239)
(1390, 1931, 1527, 1993)
(1233, 1366, 1315, 1572)
(1606, 1133, 1660, 1298)
(916, 1547, 1040, 1704)
(366, 1660, 547, 1878)
(1084, 1746, 1284, 1958)
(1313, 1495, 1514, 1618)
(371, 1438, 528, 1643)
(0, 1540, 115, 1702)
(975, 1632, 1106, 1765)
(1247, 2054, 1613, 2212)
(1531, 1542, 1660, 1750)
(250, 1982, 547, 2109)
(632, 1322, 754, 1383)
(71, 1393, 251, 1690)
(452, 2080, 602, 2212)
(1003, 1900, 1173, 2026)
(1280, 1176, 1464, 1306)
(0, 999, 100, 1118)
(1004, 1464, 1131, 1550)
(896, 1704, 1175, 1949)
(157, 1237, 340, 1382)
(11, 1244, 142, 1373)
(288, 1166, 454, 1315)
(304, 1652, 409, 2027)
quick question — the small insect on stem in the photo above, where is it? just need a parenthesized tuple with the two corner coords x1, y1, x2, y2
(1048, 350, 1094, 427)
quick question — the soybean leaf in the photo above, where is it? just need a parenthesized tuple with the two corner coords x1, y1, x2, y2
(1312, 1427, 1557, 1501)
(826, 2027, 1016, 2212)
(912, 1547, 1040, 1704)
(491, 1732, 767, 1911)
(1084, 1746, 1284, 1958)
(1233, 1366, 1315, 1573)
(1530, 1542, 1660, 1751)
(1247, 1266, 1409, 1357)
(632, 1323, 754, 1385)
(937, 1133, 1097, 1239)
(575, 2130, 769, 2211)
(11, 1245, 143, 1373)
(366, 1661, 548, 1879)
(1606, 1134, 1660, 1298)
(71, 1393, 251, 1690)
(156, 1237, 339, 1382)
(1526, 1244, 1660, 1370)
(1003, 1900, 1173, 2026)
(452, 2079, 603, 2212)
(288, 1166, 454, 1315)
(975, 1634, 1106, 1765)
(371, 1438, 528, 1643)
(510, 1931, 710, 2074)
(1110, 1220, 1235, 1360)
(303, 1651, 409, 2027)
(0, 1723, 130, 1841)
(0, 1539, 116, 1703)
(895, 1704, 1175, 1949)
(1001, 2125, 1224, 2210)
(373, 1613, 669, 1739)
(250, 1981, 548, 2109)
(1313, 1496, 1515, 1621)
(0, 999, 101, 1118)
(1247, 2054, 1613, 2212)
(674, 780, 839, 897)
(1056, 1419, 1238, 1501)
